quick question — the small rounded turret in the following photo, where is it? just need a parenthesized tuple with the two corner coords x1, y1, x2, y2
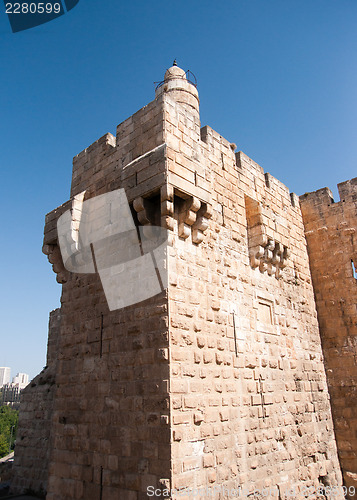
(155, 62, 199, 116)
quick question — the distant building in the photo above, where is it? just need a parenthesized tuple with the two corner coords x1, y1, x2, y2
(0, 383, 20, 408)
(0, 370, 29, 408)
(12, 373, 29, 391)
(0, 367, 11, 388)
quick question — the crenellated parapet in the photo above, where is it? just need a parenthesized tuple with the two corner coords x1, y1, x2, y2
(300, 176, 357, 213)
(337, 176, 357, 202)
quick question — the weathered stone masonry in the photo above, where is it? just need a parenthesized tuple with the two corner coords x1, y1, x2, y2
(11, 309, 60, 495)
(11, 64, 355, 499)
(300, 179, 357, 493)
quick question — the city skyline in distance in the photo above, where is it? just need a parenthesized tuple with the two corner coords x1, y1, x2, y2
(0, 366, 30, 388)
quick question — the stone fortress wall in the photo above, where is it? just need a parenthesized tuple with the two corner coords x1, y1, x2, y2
(10, 64, 356, 499)
(300, 178, 357, 492)
(11, 309, 60, 495)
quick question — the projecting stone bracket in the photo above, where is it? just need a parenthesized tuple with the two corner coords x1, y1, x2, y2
(245, 195, 289, 278)
(133, 184, 212, 244)
(160, 185, 175, 231)
(176, 194, 212, 244)
(42, 192, 86, 284)
(178, 196, 201, 239)
(192, 203, 212, 244)
(249, 232, 289, 278)
(43, 243, 68, 284)
(133, 196, 159, 226)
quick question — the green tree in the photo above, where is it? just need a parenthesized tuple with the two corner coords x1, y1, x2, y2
(0, 433, 8, 457)
(0, 405, 19, 458)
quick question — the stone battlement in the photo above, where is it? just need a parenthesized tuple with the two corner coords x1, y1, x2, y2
(301, 176, 357, 206)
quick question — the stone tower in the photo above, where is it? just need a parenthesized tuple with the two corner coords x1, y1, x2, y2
(300, 179, 357, 493)
(11, 65, 346, 499)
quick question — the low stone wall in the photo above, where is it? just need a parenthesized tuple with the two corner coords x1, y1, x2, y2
(10, 309, 60, 496)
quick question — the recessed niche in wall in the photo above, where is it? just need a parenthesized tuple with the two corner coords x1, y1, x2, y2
(256, 292, 278, 335)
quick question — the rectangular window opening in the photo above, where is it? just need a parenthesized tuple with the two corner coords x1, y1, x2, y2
(352, 259, 357, 280)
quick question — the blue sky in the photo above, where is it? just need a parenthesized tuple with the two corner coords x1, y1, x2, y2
(0, 0, 356, 380)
